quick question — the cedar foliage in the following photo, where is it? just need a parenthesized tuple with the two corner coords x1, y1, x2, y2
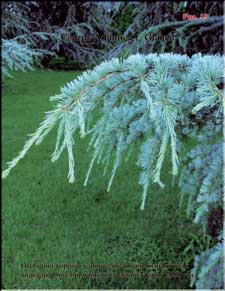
(2, 53, 223, 219)
(2, 1, 223, 69)
(109, 2, 224, 57)
(2, 1, 54, 77)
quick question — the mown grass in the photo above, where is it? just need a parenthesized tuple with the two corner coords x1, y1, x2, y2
(2, 69, 200, 289)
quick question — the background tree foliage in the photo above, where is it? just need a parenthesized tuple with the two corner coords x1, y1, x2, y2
(2, 1, 224, 69)
(114, 1, 223, 56)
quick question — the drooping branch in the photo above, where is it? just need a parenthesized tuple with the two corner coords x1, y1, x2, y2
(2, 53, 223, 211)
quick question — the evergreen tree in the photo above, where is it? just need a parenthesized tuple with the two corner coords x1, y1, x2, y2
(2, 2, 54, 77)
(2, 38, 52, 77)
(2, 53, 223, 289)
(2, 53, 223, 207)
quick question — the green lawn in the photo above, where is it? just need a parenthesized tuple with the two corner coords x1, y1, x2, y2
(3, 70, 199, 289)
